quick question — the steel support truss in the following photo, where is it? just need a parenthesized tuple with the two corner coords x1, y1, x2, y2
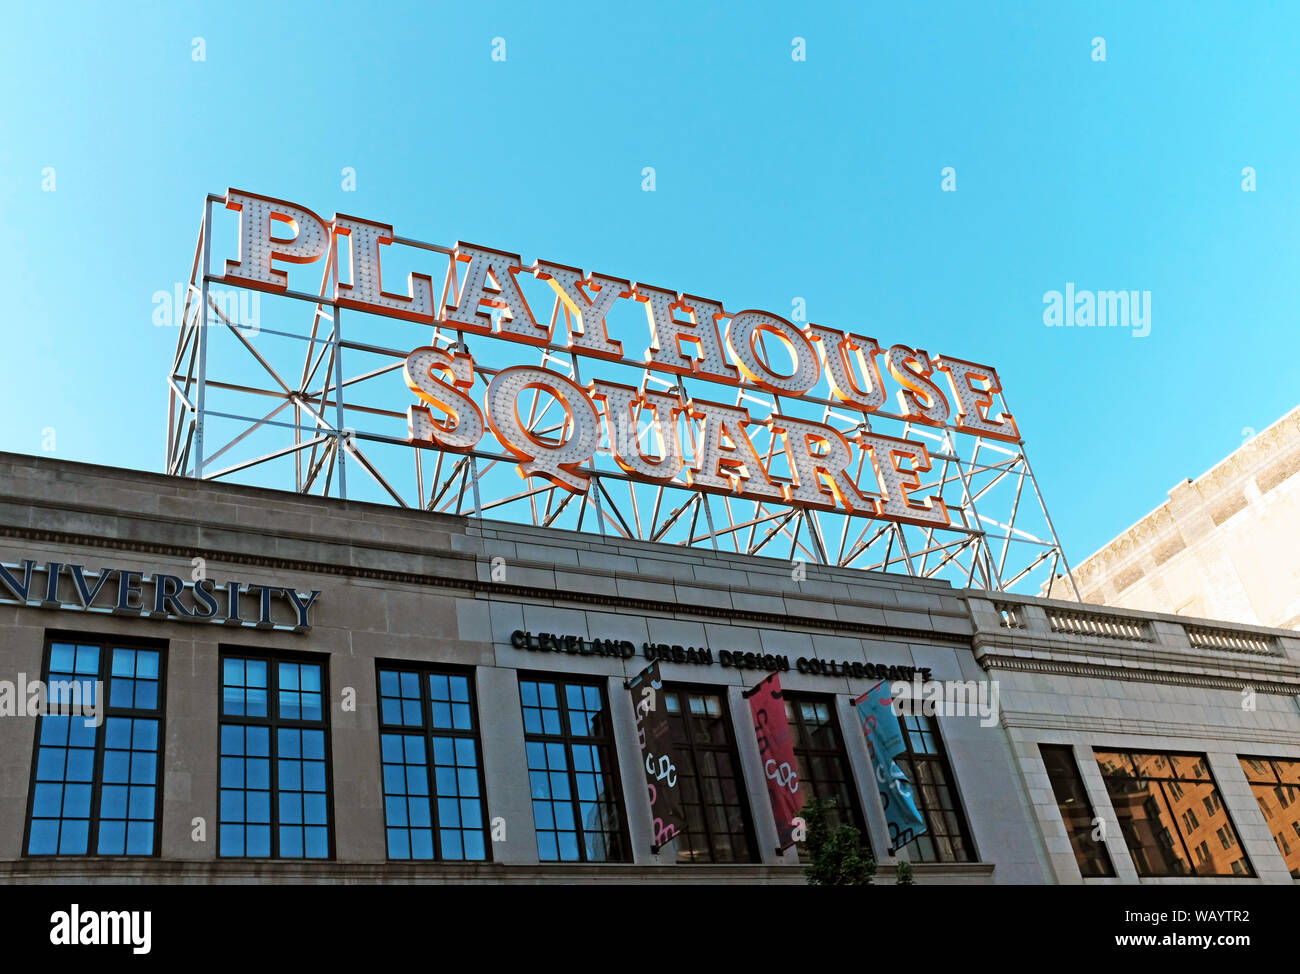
(166, 194, 1082, 599)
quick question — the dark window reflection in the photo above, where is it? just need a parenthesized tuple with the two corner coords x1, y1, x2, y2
(784, 693, 868, 852)
(895, 713, 974, 862)
(662, 689, 756, 864)
(1039, 744, 1114, 877)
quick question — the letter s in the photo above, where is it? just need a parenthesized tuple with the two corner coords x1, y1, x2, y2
(405, 346, 484, 449)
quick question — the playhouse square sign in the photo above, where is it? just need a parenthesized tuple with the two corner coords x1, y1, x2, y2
(218, 189, 1024, 529)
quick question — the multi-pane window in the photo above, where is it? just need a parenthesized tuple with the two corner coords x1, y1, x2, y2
(784, 693, 868, 849)
(519, 677, 629, 862)
(377, 666, 487, 861)
(26, 639, 164, 856)
(662, 687, 756, 864)
(219, 654, 330, 859)
(1239, 756, 1300, 878)
(1195, 840, 1212, 866)
(1095, 750, 1251, 877)
(895, 713, 974, 862)
(1038, 744, 1114, 878)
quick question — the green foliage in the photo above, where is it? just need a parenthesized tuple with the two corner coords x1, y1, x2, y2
(895, 859, 915, 885)
(801, 796, 877, 886)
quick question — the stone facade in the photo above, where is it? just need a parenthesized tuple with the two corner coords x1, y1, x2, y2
(1, 452, 1299, 884)
(1062, 404, 1300, 630)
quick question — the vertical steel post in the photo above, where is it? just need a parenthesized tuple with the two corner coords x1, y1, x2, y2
(195, 197, 213, 480)
(331, 238, 348, 500)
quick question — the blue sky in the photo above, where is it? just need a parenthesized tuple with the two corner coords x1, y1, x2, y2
(1, 0, 1297, 569)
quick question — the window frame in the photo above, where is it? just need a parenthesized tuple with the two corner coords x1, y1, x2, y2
(517, 672, 631, 864)
(782, 691, 869, 848)
(1037, 743, 1116, 878)
(1238, 754, 1300, 878)
(23, 631, 168, 858)
(660, 682, 758, 865)
(218, 647, 334, 861)
(374, 660, 492, 862)
(1094, 747, 1254, 879)
(894, 712, 977, 862)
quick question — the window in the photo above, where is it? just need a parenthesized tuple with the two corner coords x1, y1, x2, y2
(219, 653, 331, 859)
(1095, 750, 1252, 877)
(895, 713, 975, 862)
(1217, 826, 1233, 850)
(519, 677, 629, 862)
(26, 638, 165, 856)
(662, 687, 756, 864)
(784, 693, 868, 849)
(1239, 756, 1300, 878)
(377, 666, 488, 860)
(1038, 744, 1114, 878)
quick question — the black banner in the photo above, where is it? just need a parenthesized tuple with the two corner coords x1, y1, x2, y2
(627, 660, 685, 852)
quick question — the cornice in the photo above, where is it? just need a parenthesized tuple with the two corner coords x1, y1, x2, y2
(0, 523, 971, 646)
(976, 651, 1300, 695)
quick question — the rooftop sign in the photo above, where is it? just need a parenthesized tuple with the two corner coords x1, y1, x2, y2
(216, 188, 1022, 530)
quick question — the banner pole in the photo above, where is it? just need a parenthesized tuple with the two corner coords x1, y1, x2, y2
(741, 670, 776, 698)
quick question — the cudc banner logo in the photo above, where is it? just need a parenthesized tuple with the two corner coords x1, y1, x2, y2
(854, 682, 928, 851)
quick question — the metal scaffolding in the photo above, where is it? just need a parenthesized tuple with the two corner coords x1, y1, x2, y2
(166, 193, 1081, 598)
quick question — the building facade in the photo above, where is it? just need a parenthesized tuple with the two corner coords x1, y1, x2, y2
(1, 451, 1299, 884)
(1064, 404, 1300, 630)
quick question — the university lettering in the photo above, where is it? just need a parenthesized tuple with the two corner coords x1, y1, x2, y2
(0, 558, 320, 632)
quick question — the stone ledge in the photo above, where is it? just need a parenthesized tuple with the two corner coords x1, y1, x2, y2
(975, 651, 1300, 695)
(0, 525, 971, 648)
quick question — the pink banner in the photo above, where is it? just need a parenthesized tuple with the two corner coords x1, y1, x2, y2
(748, 672, 805, 849)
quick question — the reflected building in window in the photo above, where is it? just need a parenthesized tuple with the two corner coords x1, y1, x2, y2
(1095, 750, 1252, 878)
(1240, 757, 1300, 878)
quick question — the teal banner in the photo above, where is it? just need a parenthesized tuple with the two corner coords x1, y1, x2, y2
(854, 681, 927, 852)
